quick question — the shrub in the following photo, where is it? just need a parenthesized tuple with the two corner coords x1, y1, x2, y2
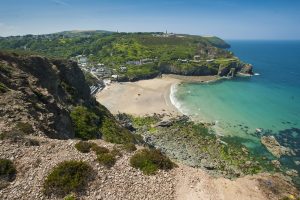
(16, 122, 34, 134)
(97, 153, 116, 168)
(0, 82, 9, 93)
(63, 194, 76, 200)
(121, 143, 137, 152)
(43, 160, 93, 197)
(111, 146, 122, 157)
(91, 144, 109, 155)
(24, 138, 40, 146)
(130, 149, 174, 175)
(99, 117, 135, 144)
(70, 106, 100, 140)
(74, 141, 93, 153)
(0, 159, 16, 181)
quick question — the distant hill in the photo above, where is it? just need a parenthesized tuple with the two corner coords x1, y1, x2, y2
(0, 31, 252, 81)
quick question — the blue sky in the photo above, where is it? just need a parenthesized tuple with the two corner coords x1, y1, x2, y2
(0, 0, 299, 39)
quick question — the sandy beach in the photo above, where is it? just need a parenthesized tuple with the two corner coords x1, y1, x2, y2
(96, 74, 218, 117)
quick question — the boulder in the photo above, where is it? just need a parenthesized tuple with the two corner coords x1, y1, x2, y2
(261, 136, 293, 158)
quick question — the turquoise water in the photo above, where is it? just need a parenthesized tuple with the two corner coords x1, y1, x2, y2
(172, 41, 300, 177)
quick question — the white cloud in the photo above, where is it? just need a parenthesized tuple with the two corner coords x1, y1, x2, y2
(50, 0, 69, 7)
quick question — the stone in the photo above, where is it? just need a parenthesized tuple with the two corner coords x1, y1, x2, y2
(261, 136, 293, 158)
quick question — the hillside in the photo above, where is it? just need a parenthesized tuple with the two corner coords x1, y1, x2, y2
(0, 31, 252, 81)
(0, 51, 136, 142)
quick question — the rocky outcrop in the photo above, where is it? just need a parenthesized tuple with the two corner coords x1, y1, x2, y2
(261, 136, 294, 158)
(160, 60, 253, 77)
(0, 52, 96, 139)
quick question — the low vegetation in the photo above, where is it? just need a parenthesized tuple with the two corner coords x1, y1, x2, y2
(97, 153, 116, 168)
(15, 122, 34, 134)
(99, 117, 135, 144)
(0, 82, 9, 93)
(91, 144, 109, 155)
(74, 141, 94, 153)
(130, 149, 175, 175)
(70, 106, 100, 140)
(121, 143, 137, 152)
(43, 160, 94, 197)
(0, 159, 16, 182)
(63, 194, 77, 200)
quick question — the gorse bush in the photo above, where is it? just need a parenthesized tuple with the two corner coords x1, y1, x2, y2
(16, 122, 34, 134)
(97, 153, 116, 168)
(43, 160, 93, 197)
(63, 194, 76, 200)
(100, 117, 135, 144)
(70, 106, 100, 140)
(130, 149, 175, 175)
(74, 141, 93, 153)
(121, 143, 137, 152)
(0, 159, 16, 181)
(91, 144, 109, 155)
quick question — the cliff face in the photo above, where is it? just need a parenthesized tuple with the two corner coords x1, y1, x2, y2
(0, 52, 95, 139)
(159, 60, 253, 77)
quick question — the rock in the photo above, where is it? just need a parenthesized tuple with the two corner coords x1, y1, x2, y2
(261, 136, 293, 158)
(271, 160, 281, 168)
(286, 169, 298, 177)
(201, 159, 216, 170)
(155, 120, 173, 127)
(294, 161, 300, 166)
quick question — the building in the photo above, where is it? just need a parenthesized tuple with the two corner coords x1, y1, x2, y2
(119, 66, 127, 72)
(194, 55, 201, 61)
(126, 60, 141, 65)
(111, 75, 118, 79)
(178, 59, 188, 63)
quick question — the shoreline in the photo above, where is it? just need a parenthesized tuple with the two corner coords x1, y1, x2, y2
(96, 74, 219, 118)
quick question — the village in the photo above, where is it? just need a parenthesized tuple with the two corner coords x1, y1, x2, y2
(72, 51, 236, 96)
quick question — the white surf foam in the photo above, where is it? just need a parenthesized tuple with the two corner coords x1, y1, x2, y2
(170, 84, 187, 115)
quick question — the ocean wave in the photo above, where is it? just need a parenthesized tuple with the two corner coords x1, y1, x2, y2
(170, 84, 186, 115)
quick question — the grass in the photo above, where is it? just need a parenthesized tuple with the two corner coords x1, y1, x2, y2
(130, 149, 175, 175)
(43, 160, 93, 197)
(97, 153, 116, 168)
(0, 159, 16, 182)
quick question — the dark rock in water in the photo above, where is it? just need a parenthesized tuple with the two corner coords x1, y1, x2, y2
(261, 136, 295, 158)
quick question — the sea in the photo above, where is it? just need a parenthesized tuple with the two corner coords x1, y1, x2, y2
(171, 40, 300, 182)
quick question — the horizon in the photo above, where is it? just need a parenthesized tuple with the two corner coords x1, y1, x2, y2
(1, 0, 300, 40)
